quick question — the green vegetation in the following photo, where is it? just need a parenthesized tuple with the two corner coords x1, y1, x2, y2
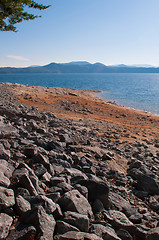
(0, 0, 50, 32)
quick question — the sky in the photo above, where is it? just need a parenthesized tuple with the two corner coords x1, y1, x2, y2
(1, 0, 159, 67)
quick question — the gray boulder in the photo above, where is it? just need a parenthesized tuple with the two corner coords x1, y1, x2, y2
(6, 223, 36, 240)
(29, 195, 57, 214)
(65, 167, 88, 184)
(0, 213, 13, 239)
(54, 231, 103, 240)
(92, 199, 105, 214)
(0, 187, 15, 209)
(0, 159, 14, 178)
(19, 174, 38, 196)
(21, 205, 56, 240)
(58, 189, 93, 218)
(15, 195, 31, 215)
(117, 229, 133, 240)
(103, 210, 133, 230)
(55, 220, 80, 234)
(0, 121, 19, 138)
(74, 184, 88, 198)
(33, 163, 47, 178)
(0, 172, 10, 187)
(109, 192, 138, 217)
(0, 144, 11, 160)
(147, 227, 159, 240)
(128, 168, 159, 195)
(90, 223, 121, 240)
(63, 211, 90, 232)
(79, 179, 109, 209)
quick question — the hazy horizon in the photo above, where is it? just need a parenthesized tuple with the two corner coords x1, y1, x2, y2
(0, 61, 158, 69)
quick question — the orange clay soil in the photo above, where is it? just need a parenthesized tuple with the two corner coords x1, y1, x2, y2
(9, 84, 159, 144)
(6, 83, 159, 174)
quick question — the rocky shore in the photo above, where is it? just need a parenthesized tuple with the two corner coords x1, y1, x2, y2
(0, 82, 159, 239)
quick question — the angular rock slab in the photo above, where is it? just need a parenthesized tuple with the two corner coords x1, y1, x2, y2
(55, 220, 80, 234)
(117, 229, 133, 240)
(128, 168, 159, 195)
(103, 210, 133, 230)
(147, 227, 159, 240)
(0, 187, 15, 209)
(15, 195, 31, 215)
(54, 231, 103, 240)
(6, 223, 36, 240)
(65, 167, 88, 184)
(90, 223, 121, 240)
(63, 211, 90, 232)
(79, 179, 109, 209)
(109, 192, 138, 217)
(0, 213, 13, 239)
(0, 172, 10, 188)
(0, 122, 19, 138)
(0, 159, 14, 179)
(21, 205, 56, 240)
(29, 195, 57, 214)
(58, 189, 93, 218)
(0, 144, 11, 160)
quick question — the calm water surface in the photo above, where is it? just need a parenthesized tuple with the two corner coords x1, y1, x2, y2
(0, 73, 159, 115)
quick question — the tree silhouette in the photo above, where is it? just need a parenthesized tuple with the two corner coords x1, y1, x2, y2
(0, 0, 50, 32)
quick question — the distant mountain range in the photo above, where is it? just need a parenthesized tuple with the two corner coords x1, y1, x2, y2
(1, 61, 159, 73)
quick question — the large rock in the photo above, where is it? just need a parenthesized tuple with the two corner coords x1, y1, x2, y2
(0, 144, 11, 160)
(58, 189, 93, 218)
(0, 187, 15, 209)
(92, 199, 105, 214)
(6, 222, 36, 240)
(63, 211, 90, 232)
(109, 192, 138, 217)
(79, 179, 109, 209)
(55, 220, 80, 234)
(90, 223, 121, 240)
(15, 195, 31, 215)
(103, 210, 133, 230)
(74, 184, 88, 198)
(14, 164, 44, 195)
(17, 163, 45, 195)
(29, 195, 57, 214)
(117, 229, 133, 240)
(147, 227, 159, 240)
(0, 159, 14, 178)
(21, 205, 56, 240)
(0, 121, 19, 138)
(59, 133, 72, 144)
(134, 224, 150, 240)
(33, 163, 47, 178)
(19, 174, 38, 196)
(0, 213, 13, 239)
(128, 168, 159, 195)
(0, 172, 10, 187)
(54, 231, 103, 240)
(56, 182, 73, 193)
(65, 168, 88, 184)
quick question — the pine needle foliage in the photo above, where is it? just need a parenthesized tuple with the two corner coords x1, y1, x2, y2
(0, 0, 50, 31)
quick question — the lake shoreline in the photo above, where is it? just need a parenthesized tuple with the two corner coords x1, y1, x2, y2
(1, 72, 159, 115)
(5, 82, 159, 142)
(1, 82, 159, 239)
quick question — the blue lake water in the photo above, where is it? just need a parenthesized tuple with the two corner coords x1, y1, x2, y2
(0, 73, 159, 115)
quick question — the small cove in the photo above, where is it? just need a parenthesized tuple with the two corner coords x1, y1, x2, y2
(0, 72, 159, 115)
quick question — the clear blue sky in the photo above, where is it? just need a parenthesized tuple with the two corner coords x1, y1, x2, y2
(1, 0, 159, 67)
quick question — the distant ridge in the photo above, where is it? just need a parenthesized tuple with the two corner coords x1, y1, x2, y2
(1, 61, 159, 73)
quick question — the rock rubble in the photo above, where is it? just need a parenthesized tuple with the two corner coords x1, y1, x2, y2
(0, 83, 159, 239)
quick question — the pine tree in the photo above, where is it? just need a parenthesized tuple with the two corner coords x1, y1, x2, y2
(0, 0, 50, 31)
